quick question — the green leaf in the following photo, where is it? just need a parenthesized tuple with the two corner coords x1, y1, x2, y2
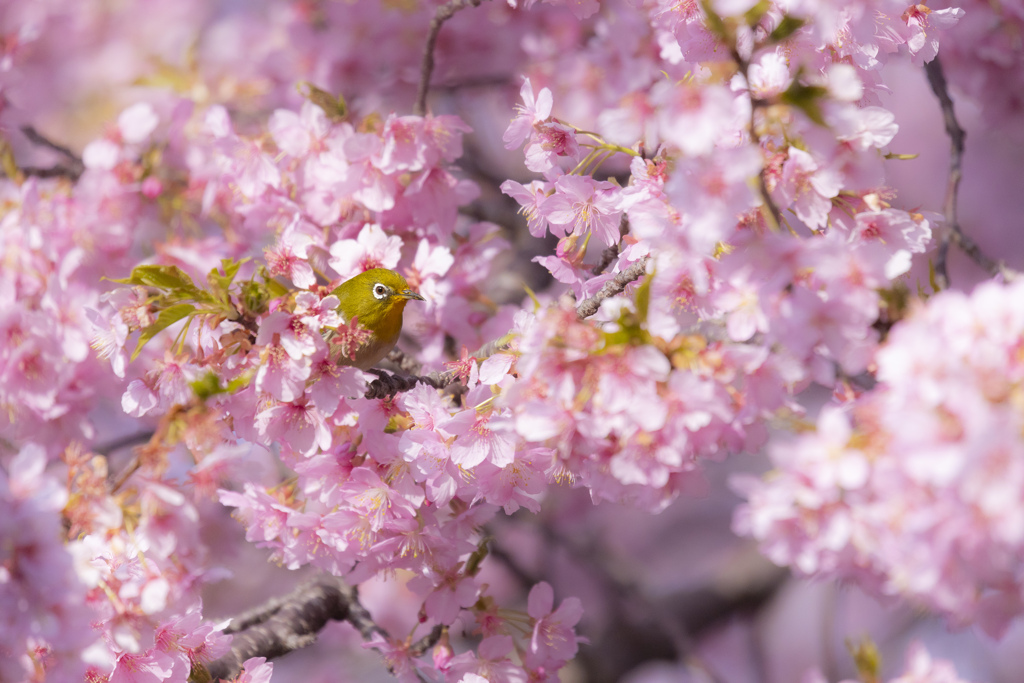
(190, 372, 224, 400)
(464, 538, 490, 577)
(0, 136, 23, 184)
(780, 80, 828, 126)
(189, 662, 213, 683)
(113, 264, 202, 293)
(847, 637, 881, 683)
(226, 372, 253, 394)
(208, 257, 250, 293)
(221, 257, 246, 281)
(297, 81, 348, 121)
(522, 284, 542, 313)
(700, 0, 730, 42)
(635, 273, 653, 325)
(768, 15, 805, 43)
(131, 303, 195, 361)
(241, 280, 274, 317)
(260, 267, 290, 299)
(928, 258, 941, 293)
(743, 0, 772, 27)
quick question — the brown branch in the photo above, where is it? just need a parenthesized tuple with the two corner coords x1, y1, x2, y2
(413, 0, 486, 116)
(384, 347, 424, 376)
(575, 257, 650, 320)
(17, 165, 83, 179)
(108, 454, 141, 493)
(408, 625, 445, 658)
(21, 125, 80, 162)
(20, 125, 84, 180)
(924, 56, 964, 290)
(207, 575, 386, 681)
(590, 216, 631, 276)
(95, 431, 154, 456)
(432, 73, 515, 93)
(924, 57, 1017, 286)
(364, 338, 512, 399)
(364, 368, 458, 399)
(731, 52, 783, 231)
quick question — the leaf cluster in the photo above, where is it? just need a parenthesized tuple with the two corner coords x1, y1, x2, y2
(113, 258, 284, 361)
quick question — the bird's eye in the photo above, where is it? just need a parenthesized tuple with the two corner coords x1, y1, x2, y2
(372, 283, 388, 300)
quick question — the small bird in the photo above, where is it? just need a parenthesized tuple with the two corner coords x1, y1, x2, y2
(330, 268, 425, 370)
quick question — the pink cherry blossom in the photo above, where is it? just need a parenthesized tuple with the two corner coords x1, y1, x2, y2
(543, 174, 623, 246)
(504, 78, 554, 150)
(4, 0, 1012, 680)
(231, 657, 274, 683)
(774, 147, 843, 230)
(329, 223, 404, 281)
(525, 581, 584, 669)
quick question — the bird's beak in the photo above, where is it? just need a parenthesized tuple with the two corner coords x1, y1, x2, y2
(399, 289, 426, 301)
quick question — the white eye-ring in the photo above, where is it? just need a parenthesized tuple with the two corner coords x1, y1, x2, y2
(372, 283, 388, 300)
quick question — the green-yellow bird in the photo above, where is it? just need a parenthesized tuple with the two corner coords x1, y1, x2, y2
(330, 268, 425, 370)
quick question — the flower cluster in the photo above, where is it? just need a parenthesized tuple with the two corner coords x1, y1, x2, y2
(936, 0, 1024, 128)
(803, 642, 976, 683)
(3, 0, 1022, 680)
(0, 444, 93, 681)
(736, 278, 1024, 638)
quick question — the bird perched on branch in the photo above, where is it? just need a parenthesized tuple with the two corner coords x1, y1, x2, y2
(330, 268, 425, 370)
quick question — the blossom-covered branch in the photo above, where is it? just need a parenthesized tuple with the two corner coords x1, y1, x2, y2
(575, 256, 649, 319)
(2, 0, 1015, 681)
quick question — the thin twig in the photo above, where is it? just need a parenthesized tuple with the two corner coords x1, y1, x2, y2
(108, 454, 141, 493)
(433, 74, 514, 92)
(540, 525, 739, 683)
(487, 537, 541, 587)
(924, 57, 1016, 286)
(924, 57, 964, 290)
(94, 431, 155, 456)
(732, 53, 783, 231)
(575, 257, 650, 320)
(413, 0, 486, 116)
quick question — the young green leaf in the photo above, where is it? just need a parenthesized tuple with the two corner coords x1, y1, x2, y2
(131, 303, 196, 361)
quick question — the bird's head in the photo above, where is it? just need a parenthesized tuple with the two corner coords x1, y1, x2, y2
(331, 268, 425, 350)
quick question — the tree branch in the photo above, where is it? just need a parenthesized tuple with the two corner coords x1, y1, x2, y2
(408, 625, 445, 658)
(384, 347, 424, 376)
(924, 57, 1017, 286)
(207, 575, 387, 681)
(575, 257, 650, 320)
(413, 0, 486, 116)
(364, 337, 512, 400)
(95, 431, 155, 456)
(19, 125, 85, 180)
(731, 52, 783, 231)
(590, 216, 631, 276)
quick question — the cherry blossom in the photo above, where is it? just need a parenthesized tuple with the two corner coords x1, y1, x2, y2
(1, 0, 1012, 681)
